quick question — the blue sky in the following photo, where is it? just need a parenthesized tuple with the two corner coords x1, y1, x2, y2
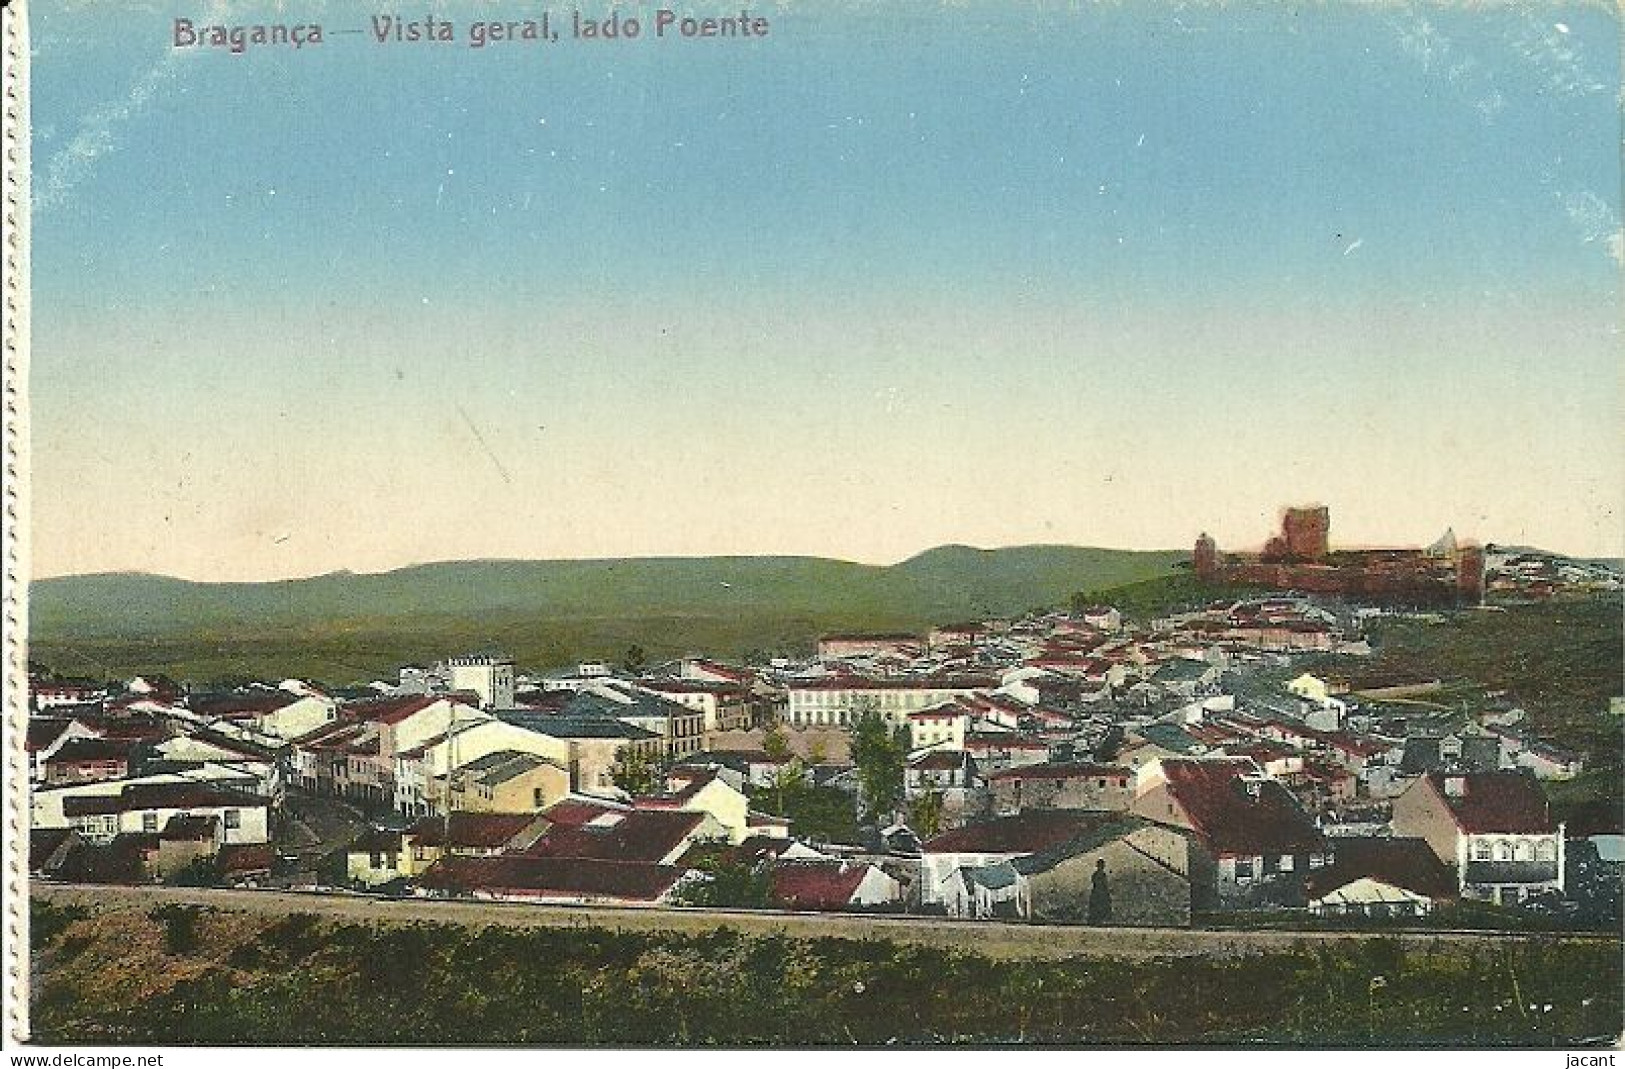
(28, 1, 1623, 579)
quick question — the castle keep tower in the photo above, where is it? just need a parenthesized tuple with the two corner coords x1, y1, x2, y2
(1191, 504, 1483, 607)
(1282, 505, 1330, 562)
(1194, 532, 1219, 579)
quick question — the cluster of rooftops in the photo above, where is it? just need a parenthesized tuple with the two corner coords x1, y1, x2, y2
(23, 586, 1603, 921)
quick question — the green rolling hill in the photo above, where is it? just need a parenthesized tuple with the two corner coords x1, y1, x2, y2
(28, 545, 1185, 685)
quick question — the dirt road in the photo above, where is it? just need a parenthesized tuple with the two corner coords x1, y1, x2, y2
(29, 882, 1619, 962)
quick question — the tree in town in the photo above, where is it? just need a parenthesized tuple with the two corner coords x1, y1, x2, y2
(766, 759, 808, 815)
(1095, 725, 1125, 763)
(851, 707, 909, 823)
(670, 850, 774, 909)
(612, 748, 663, 796)
(909, 789, 945, 838)
(761, 723, 792, 763)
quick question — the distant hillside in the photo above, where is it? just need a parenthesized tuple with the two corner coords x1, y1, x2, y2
(27, 545, 1183, 684)
(1489, 545, 1623, 573)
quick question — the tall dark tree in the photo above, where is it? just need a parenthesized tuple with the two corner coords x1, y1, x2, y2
(851, 707, 908, 823)
(1095, 725, 1125, 763)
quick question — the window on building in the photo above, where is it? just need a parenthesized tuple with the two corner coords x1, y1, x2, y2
(1474, 840, 1492, 861)
(1278, 854, 1294, 872)
(142, 813, 159, 833)
(1234, 858, 1254, 880)
(1536, 840, 1556, 862)
(534, 788, 546, 807)
(224, 809, 241, 829)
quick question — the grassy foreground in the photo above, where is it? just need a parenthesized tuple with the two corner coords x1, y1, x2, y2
(29, 899, 1623, 1047)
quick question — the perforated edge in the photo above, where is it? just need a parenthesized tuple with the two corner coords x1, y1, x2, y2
(2, 0, 33, 1048)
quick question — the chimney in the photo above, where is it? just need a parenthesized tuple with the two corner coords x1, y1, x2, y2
(1443, 776, 1466, 798)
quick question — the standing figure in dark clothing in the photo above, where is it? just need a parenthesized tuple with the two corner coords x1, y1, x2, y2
(1088, 858, 1112, 925)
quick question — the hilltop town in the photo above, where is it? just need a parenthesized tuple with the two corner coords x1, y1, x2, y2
(25, 511, 1623, 930)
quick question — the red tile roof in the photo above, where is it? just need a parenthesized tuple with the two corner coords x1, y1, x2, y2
(348, 828, 405, 855)
(923, 811, 1102, 855)
(217, 843, 277, 876)
(964, 733, 1048, 751)
(771, 862, 871, 910)
(1323, 733, 1392, 758)
(159, 814, 219, 841)
(1228, 741, 1298, 764)
(663, 768, 720, 799)
(26, 718, 73, 753)
(406, 812, 543, 850)
(61, 783, 268, 816)
(1158, 758, 1325, 857)
(685, 660, 753, 682)
(88, 719, 169, 744)
(419, 856, 684, 902)
(526, 810, 706, 864)
(908, 706, 967, 721)
(790, 674, 997, 691)
(46, 738, 136, 765)
(342, 694, 449, 725)
(1426, 772, 1553, 834)
(1306, 837, 1456, 901)
(684, 748, 785, 766)
(189, 691, 300, 718)
(541, 797, 630, 827)
(293, 720, 372, 749)
(1185, 724, 1243, 747)
(986, 762, 1129, 782)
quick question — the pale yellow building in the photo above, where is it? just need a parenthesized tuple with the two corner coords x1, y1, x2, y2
(442, 750, 571, 813)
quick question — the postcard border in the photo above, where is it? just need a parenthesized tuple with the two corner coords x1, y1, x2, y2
(3, 0, 33, 1047)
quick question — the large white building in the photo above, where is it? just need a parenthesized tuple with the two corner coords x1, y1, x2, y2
(784, 675, 995, 729)
(1391, 772, 1565, 905)
(630, 678, 753, 734)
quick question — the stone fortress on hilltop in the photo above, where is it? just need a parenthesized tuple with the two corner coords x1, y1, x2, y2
(1194, 505, 1485, 606)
